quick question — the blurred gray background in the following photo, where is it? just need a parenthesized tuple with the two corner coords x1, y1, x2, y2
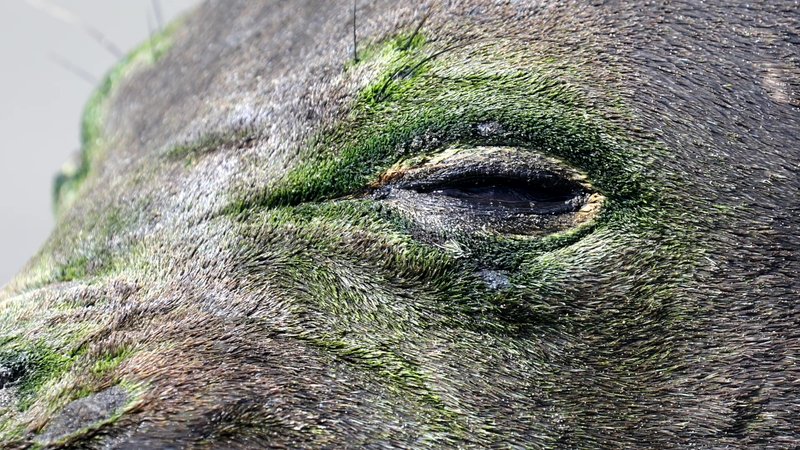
(0, 0, 202, 286)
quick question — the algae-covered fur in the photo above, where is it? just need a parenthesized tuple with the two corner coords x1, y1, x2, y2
(0, 0, 798, 448)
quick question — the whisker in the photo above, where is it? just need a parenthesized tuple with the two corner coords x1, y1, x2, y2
(373, 41, 471, 101)
(402, 10, 431, 51)
(49, 53, 98, 86)
(151, 0, 164, 31)
(404, 42, 465, 75)
(25, 0, 124, 58)
(352, 0, 358, 63)
(146, 10, 157, 60)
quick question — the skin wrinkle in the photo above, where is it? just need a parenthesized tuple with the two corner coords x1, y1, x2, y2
(0, 0, 797, 448)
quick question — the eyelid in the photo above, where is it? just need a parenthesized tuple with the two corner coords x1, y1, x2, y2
(367, 145, 606, 237)
(374, 145, 596, 193)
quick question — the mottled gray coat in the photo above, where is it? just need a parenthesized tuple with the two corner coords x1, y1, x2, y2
(0, 1, 798, 448)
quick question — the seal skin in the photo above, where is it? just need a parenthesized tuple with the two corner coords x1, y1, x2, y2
(0, 0, 798, 448)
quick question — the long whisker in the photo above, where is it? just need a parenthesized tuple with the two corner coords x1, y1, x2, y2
(146, 10, 157, 60)
(402, 11, 431, 50)
(151, 0, 164, 31)
(373, 41, 470, 101)
(49, 53, 98, 86)
(25, 0, 124, 58)
(352, 0, 359, 63)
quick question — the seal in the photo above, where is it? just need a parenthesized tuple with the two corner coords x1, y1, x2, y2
(0, 1, 798, 447)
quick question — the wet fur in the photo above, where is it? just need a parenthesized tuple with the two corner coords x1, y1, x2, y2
(0, 0, 798, 448)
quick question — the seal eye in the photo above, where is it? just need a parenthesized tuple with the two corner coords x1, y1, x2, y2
(373, 146, 604, 236)
(409, 173, 586, 215)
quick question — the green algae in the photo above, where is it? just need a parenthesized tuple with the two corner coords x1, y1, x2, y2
(0, 330, 141, 444)
(220, 32, 706, 436)
(89, 347, 133, 379)
(0, 342, 74, 413)
(52, 206, 133, 283)
(53, 17, 185, 215)
(306, 336, 442, 405)
(0, 19, 713, 446)
(224, 32, 654, 221)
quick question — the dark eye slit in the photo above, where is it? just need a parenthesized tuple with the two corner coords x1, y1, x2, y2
(403, 172, 587, 213)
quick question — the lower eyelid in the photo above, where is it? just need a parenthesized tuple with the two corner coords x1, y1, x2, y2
(375, 186, 604, 237)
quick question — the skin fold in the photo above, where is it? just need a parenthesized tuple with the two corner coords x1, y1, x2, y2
(0, 0, 798, 448)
